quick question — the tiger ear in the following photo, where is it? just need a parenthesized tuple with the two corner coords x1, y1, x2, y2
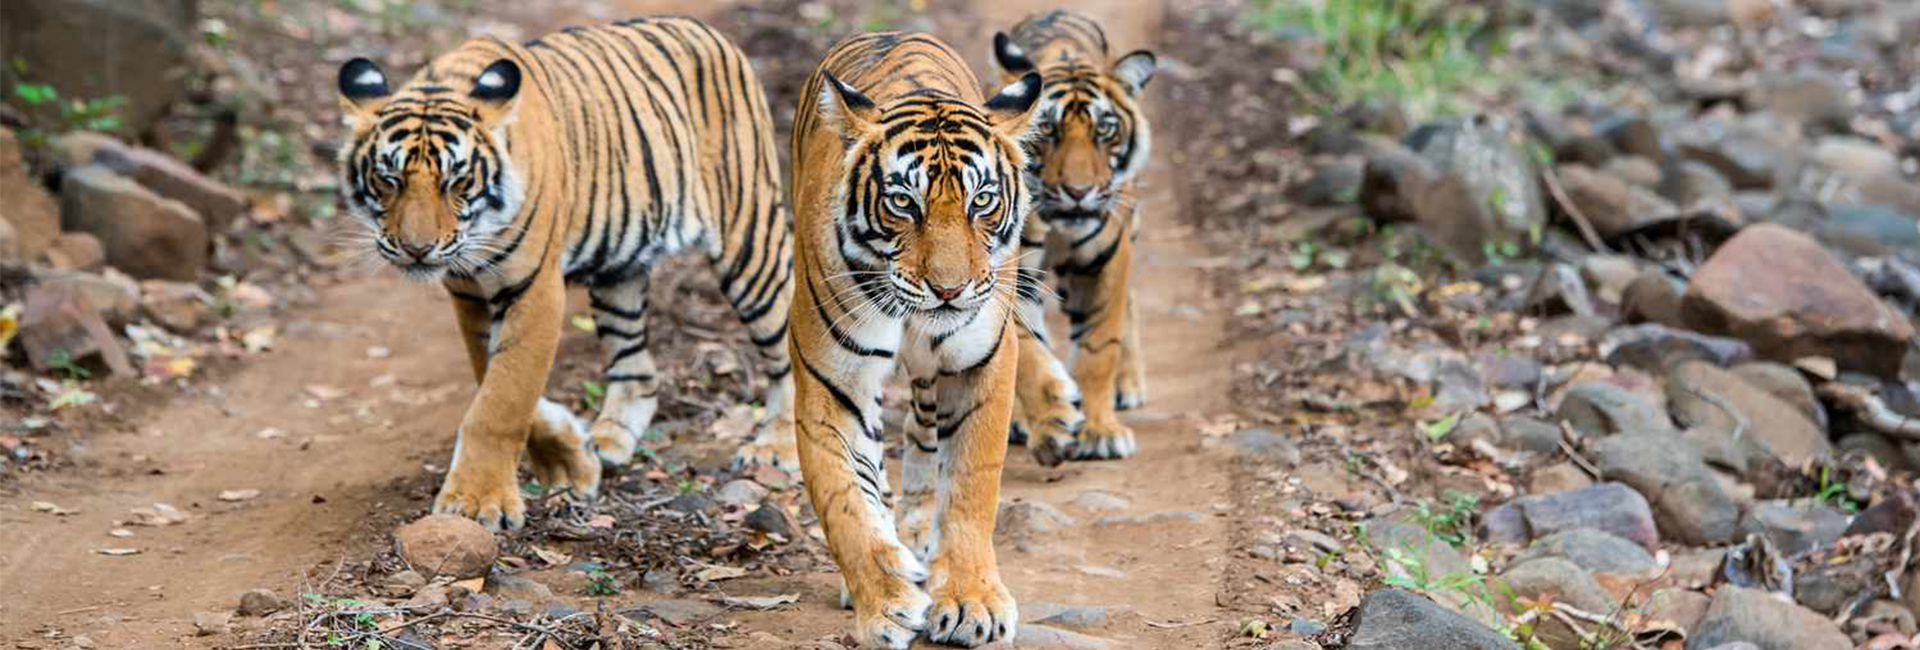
(1113, 50, 1157, 95)
(470, 59, 523, 125)
(992, 32, 1035, 83)
(986, 72, 1044, 138)
(818, 72, 877, 137)
(337, 58, 392, 129)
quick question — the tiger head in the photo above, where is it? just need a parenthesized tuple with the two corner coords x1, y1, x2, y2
(992, 34, 1155, 215)
(335, 56, 528, 281)
(816, 71, 1044, 322)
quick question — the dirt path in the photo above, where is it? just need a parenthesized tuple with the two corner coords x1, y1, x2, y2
(2, 1, 1241, 647)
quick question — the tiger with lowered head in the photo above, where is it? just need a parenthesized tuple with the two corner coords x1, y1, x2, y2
(334, 17, 796, 530)
(787, 32, 1044, 648)
(994, 10, 1158, 465)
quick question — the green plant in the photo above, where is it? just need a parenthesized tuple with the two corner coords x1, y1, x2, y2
(1411, 491, 1479, 547)
(47, 350, 91, 381)
(585, 568, 621, 596)
(11, 83, 126, 133)
(581, 380, 606, 411)
(1814, 465, 1861, 512)
(1248, 0, 1503, 121)
(676, 478, 706, 494)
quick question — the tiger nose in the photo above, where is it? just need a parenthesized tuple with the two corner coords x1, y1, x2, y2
(398, 242, 433, 260)
(1063, 185, 1093, 200)
(928, 281, 966, 302)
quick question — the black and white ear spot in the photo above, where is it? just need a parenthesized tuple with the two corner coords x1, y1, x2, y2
(338, 58, 391, 100)
(993, 32, 1034, 74)
(986, 72, 1043, 116)
(819, 72, 876, 129)
(1114, 50, 1157, 94)
(471, 59, 522, 102)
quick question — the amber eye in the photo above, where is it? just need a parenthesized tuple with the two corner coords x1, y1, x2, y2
(885, 192, 917, 216)
(969, 190, 999, 215)
(1096, 118, 1119, 141)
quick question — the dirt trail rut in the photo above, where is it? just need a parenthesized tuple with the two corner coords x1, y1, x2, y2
(2, 1, 1241, 647)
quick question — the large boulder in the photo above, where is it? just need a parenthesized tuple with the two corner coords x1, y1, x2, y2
(1407, 116, 1548, 242)
(1591, 434, 1743, 546)
(0, 0, 197, 137)
(1555, 164, 1678, 238)
(1686, 585, 1851, 650)
(0, 129, 61, 262)
(1683, 223, 1914, 379)
(1665, 361, 1831, 464)
(59, 164, 206, 281)
(1347, 589, 1517, 650)
(59, 132, 247, 232)
(1479, 483, 1659, 551)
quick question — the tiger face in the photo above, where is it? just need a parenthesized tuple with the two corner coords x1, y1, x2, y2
(335, 57, 527, 281)
(993, 34, 1155, 216)
(816, 72, 1044, 327)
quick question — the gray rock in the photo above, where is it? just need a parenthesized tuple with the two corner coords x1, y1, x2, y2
(1230, 428, 1302, 466)
(1730, 362, 1824, 428)
(1601, 324, 1752, 371)
(1813, 136, 1900, 183)
(1598, 117, 1663, 161)
(1499, 416, 1565, 454)
(1558, 381, 1674, 438)
(1515, 528, 1658, 575)
(1820, 203, 1920, 261)
(1348, 588, 1517, 650)
(714, 479, 769, 508)
(1674, 123, 1787, 190)
(484, 574, 558, 605)
(1838, 432, 1910, 472)
(1647, 588, 1713, 633)
(1649, 0, 1729, 27)
(1793, 555, 1879, 616)
(1686, 585, 1851, 650)
(1528, 462, 1594, 495)
(1011, 623, 1110, 649)
(1408, 116, 1546, 238)
(1601, 156, 1663, 188)
(1476, 352, 1541, 388)
(1556, 164, 1678, 238)
(1479, 483, 1659, 550)
(1666, 360, 1831, 464)
(60, 132, 247, 232)
(744, 500, 797, 538)
(1621, 269, 1687, 327)
(1289, 617, 1327, 636)
(237, 589, 287, 617)
(620, 599, 721, 627)
(666, 491, 716, 515)
(1497, 558, 1614, 613)
(1065, 490, 1131, 512)
(1591, 436, 1741, 545)
(60, 164, 207, 281)
(1748, 71, 1853, 130)
(192, 611, 231, 636)
(1290, 161, 1363, 206)
(1684, 223, 1914, 380)
(998, 501, 1078, 541)
(1024, 602, 1130, 629)
(1659, 160, 1735, 211)
(1580, 254, 1644, 306)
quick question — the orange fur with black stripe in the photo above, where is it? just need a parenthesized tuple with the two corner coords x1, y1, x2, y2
(788, 32, 1043, 648)
(334, 17, 796, 530)
(994, 10, 1156, 464)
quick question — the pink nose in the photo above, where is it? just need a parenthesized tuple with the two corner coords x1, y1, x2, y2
(929, 282, 965, 301)
(399, 242, 432, 259)
(1063, 185, 1093, 200)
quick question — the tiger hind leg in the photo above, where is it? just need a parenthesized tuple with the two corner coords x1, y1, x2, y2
(1058, 230, 1138, 461)
(714, 228, 801, 473)
(1114, 298, 1146, 410)
(586, 277, 661, 466)
(1010, 220, 1086, 466)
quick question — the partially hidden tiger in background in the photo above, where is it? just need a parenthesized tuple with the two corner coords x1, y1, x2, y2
(993, 10, 1157, 465)
(333, 17, 797, 531)
(788, 32, 1045, 648)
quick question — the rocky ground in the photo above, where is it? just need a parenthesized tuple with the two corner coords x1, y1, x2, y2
(10, 0, 1920, 649)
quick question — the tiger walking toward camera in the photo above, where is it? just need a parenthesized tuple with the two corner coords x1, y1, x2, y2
(334, 17, 796, 531)
(994, 10, 1158, 465)
(787, 32, 1045, 648)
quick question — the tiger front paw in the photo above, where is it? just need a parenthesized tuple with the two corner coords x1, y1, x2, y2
(731, 419, 800, 472)
(588, 419, 637, 467)
(924, 566, 1017, 647)
(1021, 396, 1085, 468)
(1072, 416, 1137, 461)
(846, 569, 932, 650)
(1115, 377, 1147, 411)
(528, 400, 601, 498)
(434, 466, 526, 532)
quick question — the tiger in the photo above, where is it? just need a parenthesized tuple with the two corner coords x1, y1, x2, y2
(993, 10, 1158, 465)
(787, 32, 1044, 649)
(333, 17, 797, 531)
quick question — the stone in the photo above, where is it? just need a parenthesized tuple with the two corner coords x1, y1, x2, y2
(713, 479, 768, 508)
(1684, 224, 1913, 378)
(1838, 433, 1909, 472)
(1600, 156, 1662, 188)
(1598, 117, 1663, 161)
(0, 0, 196, 135)
(1822, 204, 1920, 262)
(1230, 428, 1302, 466)
(1846, 490, 1917, 538)
(1289, 161, 1363, 206)
(1666, 361, 1831, 464)
(381, 569, 428, 595)
(1480, 483, 1659, 550)
(60, 164, 207, 281)
(1476, 352, 1540, 388)
(1496, 558, 1614, 613)
(1649, 0, 1728, 27)
(139, 279, 213, 332)
(1556, 164, 1677, 238)
(1579, 254, 1642, 306)
(1674, 124, 1786, 190)
(1557, 381, 1673, 438)
(743, 500, 798, 538)
(0, 129, 60, 261)
(1621, 269, 1686, 327)
(1529, 462, 1593, 494)
(1730, 362, 1823, 428)
(1347, 588, 1517, 650)
(1065, 490, 1131, 512)
(1647, 588, 1712, 633)
(76, 135, 248, 233)
(1601, 324, 1751, 371)
(1659, 160, 1735, 210)
(1514, 528, 1658, 575)
(620, 599, 722, 627)
(1010, 623, 1110, 650)
(1591, 435, 1741, 545)
(394, 514, 498, 580)
(17, 271, 135, 376)
(1739, 502, 1848, 557)
(1814, 136, 1900, 183)
(484, 573, 557, 605)
(1747, 71, 1853, 130)
(1687, 585, 1851, 650)
(1409, 116, 1547, 260)
(237, 589, 286, 617)
(43, 233, 106, 272)
(1024, 602, 1130, 629)
(192, 611, 231, 636)
(35, 268, 139, 324)
(666, 491, 715, 515)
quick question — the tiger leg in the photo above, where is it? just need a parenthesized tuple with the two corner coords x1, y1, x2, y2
(1010, 218, 1086, 466)
(1058, 230, 1138, 461)
(450, 286, 601, 498)
(1114, 298, 1146, 410)
(924, 326, 1020, 647)
(433, 270, 566, 531)
(720, 258, 799, 473)
(896, 376, 942, 564)
(794, 355, 930, 648)
(585, 276, 661, 466)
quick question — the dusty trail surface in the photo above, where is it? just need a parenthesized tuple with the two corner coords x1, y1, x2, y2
(2, 1, 1248, 648)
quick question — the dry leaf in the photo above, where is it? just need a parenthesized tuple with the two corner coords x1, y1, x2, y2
(586, 514, 616, 529)
(530, 546, 571, 566)
(218, 489, 262, 502)
(721, 593, 798, 609)
(32, 501, 78, 516)
(95, 548, 142, 556)
(693, 564, 748, 582)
